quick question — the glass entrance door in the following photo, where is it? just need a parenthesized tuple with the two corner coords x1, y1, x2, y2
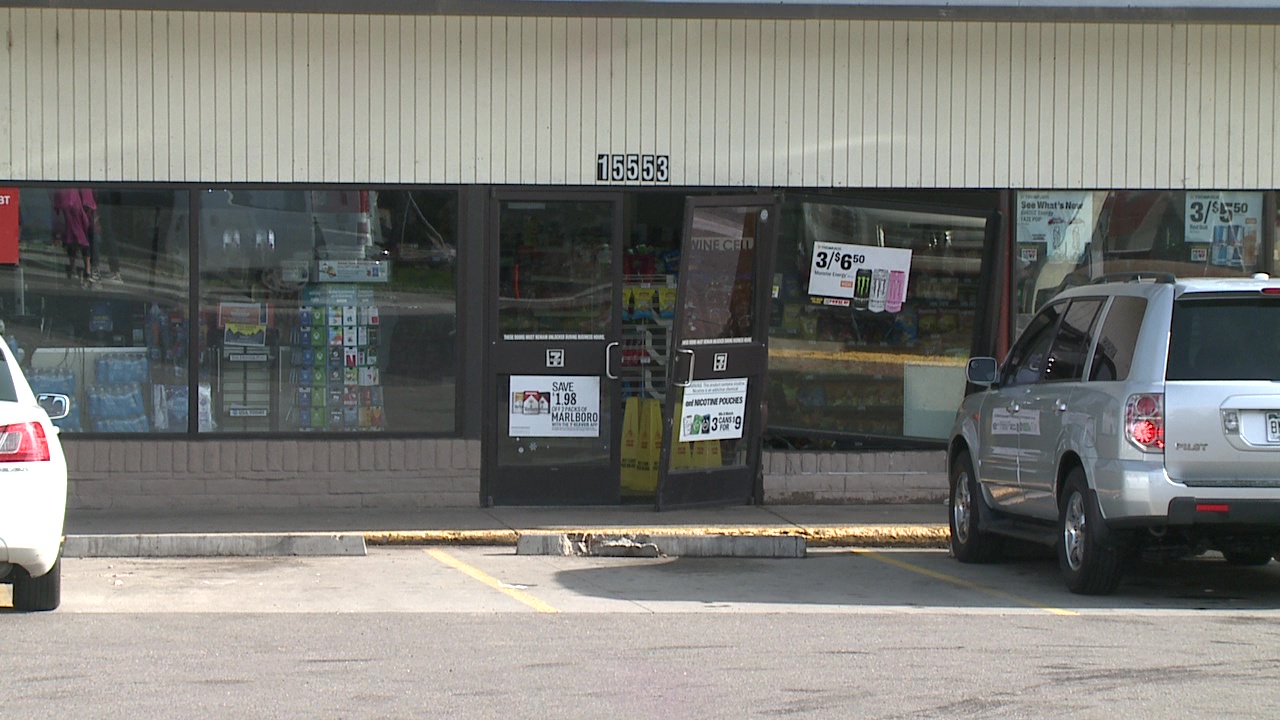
(486, 193, 623, 505)
(656, 195, 779, 509)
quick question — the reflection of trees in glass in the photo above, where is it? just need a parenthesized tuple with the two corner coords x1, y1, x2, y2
(498, 201, 613, 335)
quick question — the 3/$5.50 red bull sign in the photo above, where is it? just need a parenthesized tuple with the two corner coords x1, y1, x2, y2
(0, 189, 19, 265)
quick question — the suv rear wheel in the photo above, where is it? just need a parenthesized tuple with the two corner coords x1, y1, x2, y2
(1058, 468, 1123, 595)
(11, 556, 62, 612)
(949, 450, 1002, 563)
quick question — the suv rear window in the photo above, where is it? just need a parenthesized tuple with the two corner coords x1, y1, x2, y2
(1167, 297, 1280, 381)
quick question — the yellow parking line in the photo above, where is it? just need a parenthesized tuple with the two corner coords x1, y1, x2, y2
(851, 549, 1077, 616)
(425, 548, 560, 614)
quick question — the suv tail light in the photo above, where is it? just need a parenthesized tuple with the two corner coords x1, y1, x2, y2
(0, 422, 51, 462)
(1125, 393, 1164, 452)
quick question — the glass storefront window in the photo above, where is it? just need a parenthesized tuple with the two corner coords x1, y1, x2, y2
(0, 188, 189, 433)
(1014, 190, 1272, 332)
(497, 200, 613, 338)
(196, 189, 457, 433)
(767, 197, 991, 446)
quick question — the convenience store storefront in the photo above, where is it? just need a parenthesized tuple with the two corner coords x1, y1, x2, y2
(0, 2, 1276, 510)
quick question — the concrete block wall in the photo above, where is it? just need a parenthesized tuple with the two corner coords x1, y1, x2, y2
(761, 450, 948, 505)
(64, 438, 483, 511)
(63, 439, 943, 510)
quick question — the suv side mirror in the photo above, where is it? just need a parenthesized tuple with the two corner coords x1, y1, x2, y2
(966, 357, 999, 386)
(37, 393, 71, 421)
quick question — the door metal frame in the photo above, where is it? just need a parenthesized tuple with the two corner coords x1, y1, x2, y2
(655, 193, 780, 510)
(481, 189, 626, 506)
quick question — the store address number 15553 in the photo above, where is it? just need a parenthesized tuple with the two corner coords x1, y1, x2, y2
(597, 153, 670, 183)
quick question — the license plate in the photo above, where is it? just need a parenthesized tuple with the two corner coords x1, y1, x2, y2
(1268, 412, 1280, 444)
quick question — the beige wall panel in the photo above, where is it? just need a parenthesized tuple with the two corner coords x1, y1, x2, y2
(572, 19, 591, 185)
(756, 21, 776, 186)
(626, 19, 645, 181)
(335, 14, 355, 183)
(12, 12, 32, 179)
(475, 17, 494, 184)
(991, 24, 1012, 188)
(372, 17, 391, 183)
(350, 16, 368, 183)
(870, 23, 890, 184)
(86, 10, 106, 179)
(1261, 28, 1277, 189)
(1188, 26, 1209, 187)
(105, 11, 123, 179)
(3, 10, 1278, 189)
(164, 13, 182, 180)
(230, 14, 248, 182)
(213, 13, 231, 180)
(792, 21, 813, 186)
(55, 10, 74, 180)
(440, 17, 460, 181)
(830, 21, 850, 186)
(549, 17, 568, 184)
(1, 10, 15, 179)
(196, 13, 214, 180)
(1063, 24, 1083, 188)
(419, 18, 440, 183)
(305, 16, 324, 183)
(1242, 26, 1260, 188)
(697, 20, 718, 184)
(1124, 25, 1144, 186)
(1212, 26, 1233, 189)
(1005, 25, 1024, 188)
(447, 16, 468, 183)
(903, 22, 923, 187)
(668, 19, 688, 184)
(654, 19, 675, 184)
(486, 19, 506, 183)
(409, 18, 430, 183)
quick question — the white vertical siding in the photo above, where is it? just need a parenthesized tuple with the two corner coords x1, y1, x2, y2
(0, 10, 14, 179)
(2, 10, 1277, 189)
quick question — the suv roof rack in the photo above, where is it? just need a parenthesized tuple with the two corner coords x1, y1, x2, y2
(1089, 272, 1178, 285)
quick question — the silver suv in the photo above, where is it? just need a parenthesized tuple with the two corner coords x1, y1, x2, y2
(949, 273, 1280, 594)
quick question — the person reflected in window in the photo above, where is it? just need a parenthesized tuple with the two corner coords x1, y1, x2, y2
(52, 188, 98, 288)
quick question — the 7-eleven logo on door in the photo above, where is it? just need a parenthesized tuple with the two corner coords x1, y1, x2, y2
(713, 353, 728, 372)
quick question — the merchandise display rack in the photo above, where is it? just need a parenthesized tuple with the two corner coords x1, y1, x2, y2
(620, 274, 675, 402)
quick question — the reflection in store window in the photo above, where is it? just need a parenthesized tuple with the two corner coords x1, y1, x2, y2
(497, 200, 613, 339)
(197, 189, 457, 434)
(767, 198, 991, 446)
(1014, 190, 1271, 332)
(0, 188, 190, 433)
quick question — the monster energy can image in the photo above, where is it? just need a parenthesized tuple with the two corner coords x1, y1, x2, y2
(869, 268, 889, 313)
(853, 268, 873, 310)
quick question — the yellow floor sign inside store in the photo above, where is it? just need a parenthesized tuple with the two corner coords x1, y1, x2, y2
(621, 397, 722, 497)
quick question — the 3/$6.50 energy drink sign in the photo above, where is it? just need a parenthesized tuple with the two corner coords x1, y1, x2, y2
(806, 241, 913, 310)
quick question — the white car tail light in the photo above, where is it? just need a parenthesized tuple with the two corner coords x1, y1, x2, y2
(0, 422, 52, 462)
(1126, 393, 1164, 452)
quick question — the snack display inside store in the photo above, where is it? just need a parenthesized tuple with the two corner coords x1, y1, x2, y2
(767, 200, 988, 444)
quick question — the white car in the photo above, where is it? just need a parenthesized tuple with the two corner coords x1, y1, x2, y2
(0, 338, 70, 611)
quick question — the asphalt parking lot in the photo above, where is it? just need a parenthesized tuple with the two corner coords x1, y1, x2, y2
(15, 547, 1280, 615)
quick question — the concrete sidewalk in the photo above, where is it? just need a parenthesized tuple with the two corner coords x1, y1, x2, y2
(63, 503, 952, 558)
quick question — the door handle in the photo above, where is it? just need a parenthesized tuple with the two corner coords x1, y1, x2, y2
(604, 341, 619, 380)
(1055, 400, 1068, 413)
(1006, 402, 1021, 414)
(674, 348, 696, 387)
